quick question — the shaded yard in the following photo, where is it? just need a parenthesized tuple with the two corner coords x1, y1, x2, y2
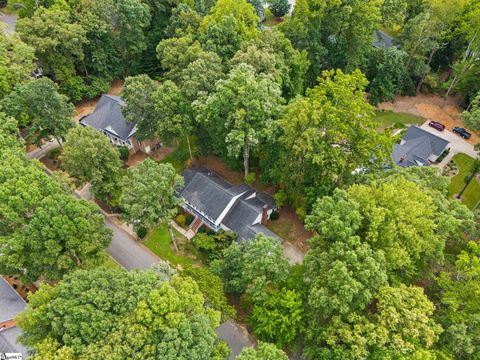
(142, 224, 205, 267)
(102, 255, 120, 269)
(266, 206, 312, 252)
(159, 136, 196, 173)
(373, 110, 425, 130)
(448, 153, 480, 209)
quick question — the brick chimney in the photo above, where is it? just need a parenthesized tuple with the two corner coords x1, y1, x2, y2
(261, 205, 268, 225)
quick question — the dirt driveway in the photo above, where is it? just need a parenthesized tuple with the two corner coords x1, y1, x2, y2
(378, 94, 479, 145)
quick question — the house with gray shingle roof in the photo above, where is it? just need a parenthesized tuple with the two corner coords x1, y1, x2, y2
(179, 168, 280, 242)
(0, 277, 29, 358)
(79, 94, 160, 154)
(393, 126, 450, 167)
(373, 29, 396, 49)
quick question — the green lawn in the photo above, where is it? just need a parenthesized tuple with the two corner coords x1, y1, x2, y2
(160, 136, 196, 173)
(448, 153, 480, 209)
(102, 255, 121, 269)
(142, 224, 198, 267)
(373, 110, 425, 130)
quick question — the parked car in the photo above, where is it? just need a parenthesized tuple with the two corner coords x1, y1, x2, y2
(453, 127, 472, 139)
(428, 121, 445, 131)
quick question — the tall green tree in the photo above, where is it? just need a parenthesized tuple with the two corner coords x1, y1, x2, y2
(265, 69, 391, 209)
(250, 288, 303, 347)
(200, 15, 243, 62)
(436, 241, 480, 359)
(153, 80, 193, 158)
(211, 234, 290, 301)
(1, 78, 74, 145)
(0, 194, 111, 283)
(310, 285, 442, 359)
(269, 0, 291, 18)
(121, 74, 159, 141)
(236, 342, 288, 360)
(18, 268, 220, 359)
(61, 126, 122, 199)
(200, 0, 259, 42)
(461, 91, 480, 131)
(0, 33, 36, 100)
(0, 152, 63, 236)
(0, 114, 24, 155)
(196, 63, 284, 177)
(16, 7, 87, 99)
(120, 159, 183, 244)
(113, 0, 151, 75)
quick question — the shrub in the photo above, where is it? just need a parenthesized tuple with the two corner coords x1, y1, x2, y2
(48, 147, 61, 160)
(136, 226, 147, 239)
(118, 146, 130, 161)
(244, 172, 256, 185)
(270, 210, 279, 220)
(185, 214, 195, 226)
(193, 231, 236, 262)
(175, 214, 186, 227)
(274, 190, 287, 208)
(269, 0, 291, 17)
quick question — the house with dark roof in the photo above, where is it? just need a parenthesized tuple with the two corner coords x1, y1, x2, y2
(180, 168, 280, 242)
(393, 126, 450, 167)
(373, 29, 396, 49)
(0, 277, 29, 358)
(79, 94, 159, 154)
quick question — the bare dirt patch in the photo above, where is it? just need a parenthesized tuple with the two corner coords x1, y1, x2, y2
(378, 94, 479, 144)
(193, 154, 245, 185)
(267, 206, 312, 252)
(74, 80, 125, 121)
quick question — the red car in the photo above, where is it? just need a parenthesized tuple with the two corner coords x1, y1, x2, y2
(428, 121, 445, 131)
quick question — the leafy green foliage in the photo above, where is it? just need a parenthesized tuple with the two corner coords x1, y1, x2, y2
(193, 230, 237, 262)
(17, 269, 220, 359)
(195, 63, 284, 176)
(1, 78, 74, 144)
(0, 33, 36, 100)
(200, 0, 259, 41)
(265, 69, 391, 209)
(269, 0, 290, 17)
(0, 194, 111, 283)
(61, 126, 122, 199)
(183, 266, 237, 321)
(236, 342, 288, 360)
(211, 234, 289, 301)
(436, 241, 480, 359)
(120, 159, 183, 233)
(121, 74, 159, 141)
(0, 114, 24, 155)
(310, 285, 442, 359)
(250, 288, 303, 347)
(461, 91, 480, 131)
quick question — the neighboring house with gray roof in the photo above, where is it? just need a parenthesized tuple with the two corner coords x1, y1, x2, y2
(180, 168, 280, 241)
(79, 94, 159, 154)
(373, 29, 396, 49)
(393, 126, 450, 167)
(0, 277, 29, 358)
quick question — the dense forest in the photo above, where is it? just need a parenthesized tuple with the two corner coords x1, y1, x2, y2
(0, 0, 479, 359)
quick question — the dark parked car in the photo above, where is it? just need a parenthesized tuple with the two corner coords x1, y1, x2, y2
(453, 127, 471, 139)
(428, 121, 445, 131)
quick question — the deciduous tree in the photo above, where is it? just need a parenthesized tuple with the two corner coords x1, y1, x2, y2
(120, 159, 183, 245)
(121, 74, 159, 140)
(1, 78, 74, 145)
(0, 194, 111, 283)
(461, 91, 480, 131)
(196, 63, 284, 178)
(17, 268, 220, 359)
(0, 33, 36, 100)
(236, 342, 288, 360)
(269, 0, 290, 18)
(61, 126, 122, 199)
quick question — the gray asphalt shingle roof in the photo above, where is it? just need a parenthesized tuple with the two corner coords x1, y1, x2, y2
(79, 94, 136, 141)
(0, 327, 28, 358)
(181, 170, 235, 221)
(392, 126, 449, 167)
(373, 29, 395, 48)
(0, 277, 26, 323)
(180, 168, 280, 241)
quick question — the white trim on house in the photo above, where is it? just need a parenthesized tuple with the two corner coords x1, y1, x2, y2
(215, 191, 249, 226)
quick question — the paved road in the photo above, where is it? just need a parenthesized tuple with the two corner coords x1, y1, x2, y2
(104, 217, 159, 270)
